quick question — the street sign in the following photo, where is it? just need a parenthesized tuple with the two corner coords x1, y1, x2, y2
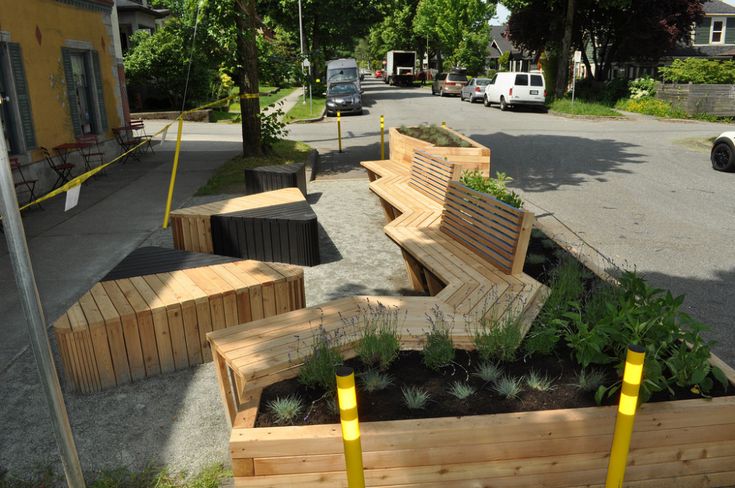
(302, 58, 310, 68)
(573, 50, 582, 63)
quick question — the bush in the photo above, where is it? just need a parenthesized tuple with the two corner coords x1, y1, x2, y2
(298, 329, 344, 392)
(351, 303, 402, 370)
(460, 170, 523, 208)
(615, 98, 687, 118)
(422, 306, 455, 370)
(659, 58, 735, 84)
(628, 76, 656, 99)
(572, 78, 629, 104)
(470, 316, 522, 363)
(398, 125, 472, 148)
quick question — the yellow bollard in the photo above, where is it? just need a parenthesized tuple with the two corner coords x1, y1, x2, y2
(336, 366, 365, 488)
(162, 116, 184, 229)
(441, 121, 446, 128)
(380, 115, 385, 160)
(337, 111, 343, 153)
(605, 344, 646, 488)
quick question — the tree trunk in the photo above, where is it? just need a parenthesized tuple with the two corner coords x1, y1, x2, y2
(555, 0, 575, 98)
(581, 49, 593, 82)
(235, 0, 262, 157)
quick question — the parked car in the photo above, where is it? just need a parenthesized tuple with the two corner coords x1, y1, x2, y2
(484, 72, 546, 111)
(460, 78, 491, 103)
(431, 70, 468, 97)
(375, 69, 384, 79)
(325, 82, 363, 116)
(711, 132, 735, 172)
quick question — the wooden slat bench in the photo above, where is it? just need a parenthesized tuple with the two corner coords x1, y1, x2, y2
(170, 188, 321, 266)
(244, 163, 307, 197)
(53, 246, 305, 394)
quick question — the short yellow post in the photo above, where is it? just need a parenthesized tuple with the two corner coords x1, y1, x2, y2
(380, 115, 385, 160)
(336, 366, 365, 488)
(337, 111, 343, 153)
(441, 121, 446, 128)
(162, 117, 184, 229)
(605, 344, 646, 488)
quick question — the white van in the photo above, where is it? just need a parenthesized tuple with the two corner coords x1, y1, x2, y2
(483, 72, 546, 111)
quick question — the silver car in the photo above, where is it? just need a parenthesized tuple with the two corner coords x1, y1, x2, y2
(460, 78, 491, 103)
(326, 82, 363, 116)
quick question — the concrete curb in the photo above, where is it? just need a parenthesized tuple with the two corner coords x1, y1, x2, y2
(548, 110, 628, 121)
(289, 108, 326, 124)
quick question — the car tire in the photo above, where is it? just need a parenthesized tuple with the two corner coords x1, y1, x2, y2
(711, 139, 735, 172)
(440, 89, 446, 97)
(483, 95, 491, 107)
(500, 97, 508, 111)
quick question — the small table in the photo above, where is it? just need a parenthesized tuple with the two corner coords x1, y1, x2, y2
(54, 142, 92, 171)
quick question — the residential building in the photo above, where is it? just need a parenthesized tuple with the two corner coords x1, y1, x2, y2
(116, 0, 169, 52)
(488, 25, 536, 73)
(0, 0, 127, 191)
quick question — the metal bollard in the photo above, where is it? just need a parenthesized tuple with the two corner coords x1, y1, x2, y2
(336, 366, 365, 488)
(380, 114, 385, 160)
(605, 344, 646, 488)
(337, 111, 343, 153)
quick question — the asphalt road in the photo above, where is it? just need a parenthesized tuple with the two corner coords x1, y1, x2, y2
(289, 77, 735, 366)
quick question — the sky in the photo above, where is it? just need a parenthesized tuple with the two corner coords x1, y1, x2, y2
(490, 0, 735, 26)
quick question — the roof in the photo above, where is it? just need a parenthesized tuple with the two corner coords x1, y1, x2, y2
(117, 0, 169, 18)
(489, 25, 513, 55)
(326, 58, 358, 69)
(668, 43, 735, 58)
(703, 0, 735, 14)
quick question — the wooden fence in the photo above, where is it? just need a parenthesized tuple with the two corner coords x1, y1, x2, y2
(656, 82, 735, 116)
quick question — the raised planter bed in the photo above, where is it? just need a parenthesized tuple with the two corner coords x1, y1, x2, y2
(389, 126, 490, 175)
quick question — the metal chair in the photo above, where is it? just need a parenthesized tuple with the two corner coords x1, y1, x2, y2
(9, 157, 40, 207)
(76, 134, 105, 172)
(112, 127, 143, 163)
(130, 119, 155, 153)
(41, 147, 74, 190)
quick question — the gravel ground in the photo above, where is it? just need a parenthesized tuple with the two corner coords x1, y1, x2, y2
(0, 178, 407, 480)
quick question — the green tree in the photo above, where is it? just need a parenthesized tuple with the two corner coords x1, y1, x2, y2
(413, 0, 495, 74)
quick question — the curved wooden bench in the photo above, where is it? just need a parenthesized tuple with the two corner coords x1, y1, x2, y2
(53, 247, 305, 394)
(171, 188, 320, 266)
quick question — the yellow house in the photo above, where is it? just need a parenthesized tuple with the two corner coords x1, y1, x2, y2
(1, 0, 127, 190)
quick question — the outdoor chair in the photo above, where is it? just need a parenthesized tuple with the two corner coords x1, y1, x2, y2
(76, 134, 105, 172)
(41, 147, 74, 190)
(130, 119, 155, 153)
(10, 157, 40, 207)
(112, 127, 144, 163)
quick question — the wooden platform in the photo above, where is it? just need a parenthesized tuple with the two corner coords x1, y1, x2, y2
(170, 188, 320, 266)
(53, 247, 305, 394)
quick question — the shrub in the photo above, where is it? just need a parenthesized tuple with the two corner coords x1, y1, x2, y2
(402, 386, 430, 409)
(298, 329, 344, 392)
(492, 375, 524, 399)
(398, 125, 472, 147)
(267, 395, 304, 425)
(360, 369, 393, 392)
(422, 306, 455, 370)
(448, 381, 476, 400)
(350, 302, 402, 370)
(659, 58, 735, 84)
(574, 368, 607, 392)
(628, 76, 656, 99)
(473, 361, 502, 383)
(615, 98, 687, 118)
(470, 316, 522, 363)
(460, 170, 523, 208)
(525, 370, 555, 391)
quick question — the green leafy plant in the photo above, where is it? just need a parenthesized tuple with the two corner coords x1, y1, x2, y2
(473, 361, 502, 383)
(492, 375, 524, 400)
(360, 369, 393, 392)
(254, 103, 289, 150)
(525, 370, 555, 392)
(628, 76, 656, 99)
(397, 125, 472, 147)
(402, 386, 431, 410)
(574, 368, 607, 393)
(422, 306, 455, 370)
(267, 395, 304, 425)
(460, 170, 523, 208)
(298, 328, 344, 392)
(659, 58, 735, 84)
(470, 315, 522, 363)
(525, 253, 547, 266)
(615, 98, 687, 118)
(448, 381, 476, 400)
(349, 302, 403, 370)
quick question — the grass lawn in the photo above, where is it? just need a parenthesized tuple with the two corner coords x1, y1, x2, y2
(284, 95, 326, 123)
(227, 86, 298, 112)
(195, 140, 312, 196)
(550, 99, 621, 117)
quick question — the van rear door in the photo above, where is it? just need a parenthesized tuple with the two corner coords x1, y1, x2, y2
(511, 73, 545, 104)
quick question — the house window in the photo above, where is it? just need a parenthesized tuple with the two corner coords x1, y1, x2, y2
(61, 47, 108, 137)
(0, 41, 35, 155)
(711, 17, 725, 44)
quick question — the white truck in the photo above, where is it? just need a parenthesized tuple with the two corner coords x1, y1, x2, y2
(384, 50, 417, 86)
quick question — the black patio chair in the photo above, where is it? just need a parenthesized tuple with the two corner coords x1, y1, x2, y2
(41, 147, 74, 190)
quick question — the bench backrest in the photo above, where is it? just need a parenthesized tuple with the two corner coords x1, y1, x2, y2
(440, 181, 534, 275)
(408, 150, 462, 205)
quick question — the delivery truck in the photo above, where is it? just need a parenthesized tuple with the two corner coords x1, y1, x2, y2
(384, 50, 417, 86)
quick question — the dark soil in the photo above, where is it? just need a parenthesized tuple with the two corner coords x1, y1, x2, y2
(255, 349, 730, 428)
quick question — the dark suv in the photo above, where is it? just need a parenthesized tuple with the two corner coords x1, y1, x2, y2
(431, 70, 468, 97)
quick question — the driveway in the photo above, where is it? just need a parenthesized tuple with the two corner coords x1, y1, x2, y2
(290, 78, 735, 366)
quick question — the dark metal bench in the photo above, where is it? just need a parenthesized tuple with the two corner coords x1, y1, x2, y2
(244, 163, 307, 196)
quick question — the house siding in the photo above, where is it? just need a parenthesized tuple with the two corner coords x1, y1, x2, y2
(695, 17, 713, 44)
(727, 18, 735, 44)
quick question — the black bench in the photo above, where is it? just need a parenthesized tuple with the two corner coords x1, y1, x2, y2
(244, 163, 307, 197)
(210, 200, 321, 266)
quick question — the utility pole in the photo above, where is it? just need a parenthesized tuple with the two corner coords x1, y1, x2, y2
(0, 118, 85, 486)
(298, 0, 306, 104)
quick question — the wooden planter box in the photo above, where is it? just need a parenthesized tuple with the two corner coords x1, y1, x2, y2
(389, 126, 491, 176)
(229, 355, 735, 487)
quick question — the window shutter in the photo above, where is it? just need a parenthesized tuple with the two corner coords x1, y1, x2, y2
(91, 50, 108, 132)
(7, 43, 36, 149)
(726, 18, 735, 44)
(61, 47, 82, 137)
(695, 18, 712, 44)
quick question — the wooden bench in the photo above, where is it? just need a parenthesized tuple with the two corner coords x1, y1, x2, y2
(170, 188, 320, 266)
(53, 246, 305, 394)
(244, 163, 307, 197)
